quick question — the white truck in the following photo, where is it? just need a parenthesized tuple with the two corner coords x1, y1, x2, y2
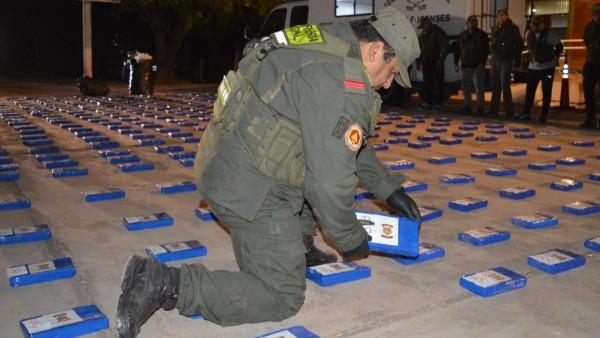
(244, 0, 527, 99)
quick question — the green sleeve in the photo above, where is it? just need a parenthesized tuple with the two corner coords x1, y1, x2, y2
(289, 62, 368, 252)
(356, 143, 406, 201)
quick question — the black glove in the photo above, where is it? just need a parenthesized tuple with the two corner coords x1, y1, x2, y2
(341, 235, 371, 260)
(386, 189, 422, 224)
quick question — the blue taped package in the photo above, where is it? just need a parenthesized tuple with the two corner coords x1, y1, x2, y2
(169, 152, 196, 160)
(90, 141, 120, 150)
(475, 136, 497, 142)
(356, 210, 419, 256)
(590, 172, 600, 181)
(502, 148, 527, 156)
(83, 136, 110, 143)
(0, 170, 19, 181)
(514, 133, 535, 139)
(383, 160, 414, 170)
(20, 304, 109, 338)
(123, 212, 174, 231)
(146, 240, 207, 263)
(195, 208, 216, 221)
(157, 181, 197, 194)
(36, 153, 69, 162)
(30, 146, 60, 155)
(500, 187, 536, 200)
(0, 198, 31, 211)
(584, 237, 600, 251)
(463, 120, 480, 125)
(24, 139, 53, 147)
(460, 267, 526, 297)
(139, 139, 166, 146)
(434, 117, 452, 122)
(471, 151, 497, 159)
(168, 132, 193, 138)
(52, 167, 88, 178)
(354, 190, 375, 201)
(528, 162, 556, 171)
(417, 134, 440, 142)
(44, 159, 79, 169)
(509, 127, 530, 133)
(157, 127, 179, 133)
(439, 137, 462, 145)
(485, 167, 517, 177)
(177, 159, 193, 167)
(394, 242, 445, 265)
(550, 178, 583, 191)
(459, 125, 478, 131)
(154, 145, 184, 153)
(83, 188, 125, 202)
(419, 206, 443, 222)
(428, 156, 456, 164)
(486, 123, 504, 129)
(408, 141, 431, 149)
(119, 163, 154, 172)
(512, 214, 558, 229)
(109, 155, 141, 165)
(401, 180, 428, 192)
(378, 120, 393, 125)
(306, 262, 371, 287)
(537, 145, 561, 152)
(99, 150, 130, 158)
(561, 201, 600, 215)
(452, 131, 474, 138)
(0, 156, 12, 165)
(383, 137, 408, 144)
(528, 248, 585, 274)
(572, 140, 594, 147)
(459, 227, 510, 246)
(486, 128, 507, 135)
(20, 129, 45, 136)
(389, 130, 411, 136)
(0, 163, 18, 172)
(426, 127, 447, 133)
(22, 135, 48, 141)
(182, 137, 201, 143)
(0, 224, 51, 245)
(440, 174, 475, 184)
(75, 131, 100, 138)
(131, 134, 156, 140)
(431, 121, 450, 127)
(556, 157, 585, 166)
(407, 118, 424, 124)
(448, 197, 487, 212)
(256, 325, 320, 338)
(8, 257, 76, 287)
(396, 123, 415, 129)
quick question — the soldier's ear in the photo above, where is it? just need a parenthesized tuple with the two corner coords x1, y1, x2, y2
(368, 41, 385, 62)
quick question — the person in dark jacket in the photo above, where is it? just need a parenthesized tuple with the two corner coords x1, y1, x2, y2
(581, 3, 600, 129)
(454, 15, 489, 115)
(516, 15, 563, 122)
(489, 8, 524, 117)
(418, 17, 449, 110)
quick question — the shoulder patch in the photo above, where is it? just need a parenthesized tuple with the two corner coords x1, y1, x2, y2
(283, 24, 324, 45)
(332, 116, 351, 139)
(344, 123, 364, 152)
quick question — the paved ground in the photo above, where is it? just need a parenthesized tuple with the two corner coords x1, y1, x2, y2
(0, 80, 599, 338)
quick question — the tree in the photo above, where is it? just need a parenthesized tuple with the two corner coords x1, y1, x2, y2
(118, 0, 283, 83)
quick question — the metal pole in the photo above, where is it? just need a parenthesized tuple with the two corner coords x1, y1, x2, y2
(83, 0, 93, 78)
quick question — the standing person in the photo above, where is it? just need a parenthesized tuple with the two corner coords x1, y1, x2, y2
(116, 7, 422, 338)
(516, 15, 563, 122)
(418, 17, 449, 110)
(581, 3, 600, 129)
(454, 15, 489, 115)
(489, 8, 524, 117)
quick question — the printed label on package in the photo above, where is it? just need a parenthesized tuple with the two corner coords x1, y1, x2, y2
(463, 270, 511, 288)
(28, 260, 57, 274)
(125, 214, 159, 223)
(0, 227, 14, 236)
(530, 251, 574, 265)
(261, 330, 298, 338)
(146, 245, 168, 255)
(465, 228, 497, 239)
(311, 262, 355, 276)
(13, 226, 39, 235)
(163, 242, 192, 253)
(22, 309, 83, 334)
(356, 212, 399, 246)
(7, 265, 28, 278)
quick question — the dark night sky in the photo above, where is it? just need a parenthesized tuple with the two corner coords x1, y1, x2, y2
(0, 1, 253, 82)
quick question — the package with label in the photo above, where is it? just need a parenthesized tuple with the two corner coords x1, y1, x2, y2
(20, 304, 108, 338)
(459, 227, 510, 246)
(146, 240, 207, 263)
(356, 210, 419, 256)
(394, 242, 445, 265)
(306, 262, 371, 287)
(0, 224, 51, 245)
(460, 267, 527, 297)
(123, 212, 174, 231)
(528, 248, 585, 274)
(8, 257, 75, 287)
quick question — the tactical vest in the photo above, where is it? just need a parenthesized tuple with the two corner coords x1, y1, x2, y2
(209, 24, 380, 188)
(528, 30, 554, 64)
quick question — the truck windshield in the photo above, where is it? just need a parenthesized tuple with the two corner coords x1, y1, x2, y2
(258, 8, 287, 37)
(290, 5, 309, 26)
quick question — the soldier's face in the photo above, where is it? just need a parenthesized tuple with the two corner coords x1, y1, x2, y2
(362, 41, 399, 90)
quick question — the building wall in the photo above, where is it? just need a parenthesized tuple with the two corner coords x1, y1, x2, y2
(568, 0, 595, 70)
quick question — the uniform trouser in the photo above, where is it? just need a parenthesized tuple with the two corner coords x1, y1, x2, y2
(422, 59, 445, 105)
(176, 192, 307, 326)
(523, 67, 555, 118)
(461, 64, 485, 111)
(490, 57, 514, 115)
(583, 62, 600, 121)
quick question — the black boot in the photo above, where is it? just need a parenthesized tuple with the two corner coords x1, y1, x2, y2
(117, 255, 180, 338)
(303, 235, 337, 267)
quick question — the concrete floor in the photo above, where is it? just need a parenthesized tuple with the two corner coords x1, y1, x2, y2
(0, 82, 599, 338)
